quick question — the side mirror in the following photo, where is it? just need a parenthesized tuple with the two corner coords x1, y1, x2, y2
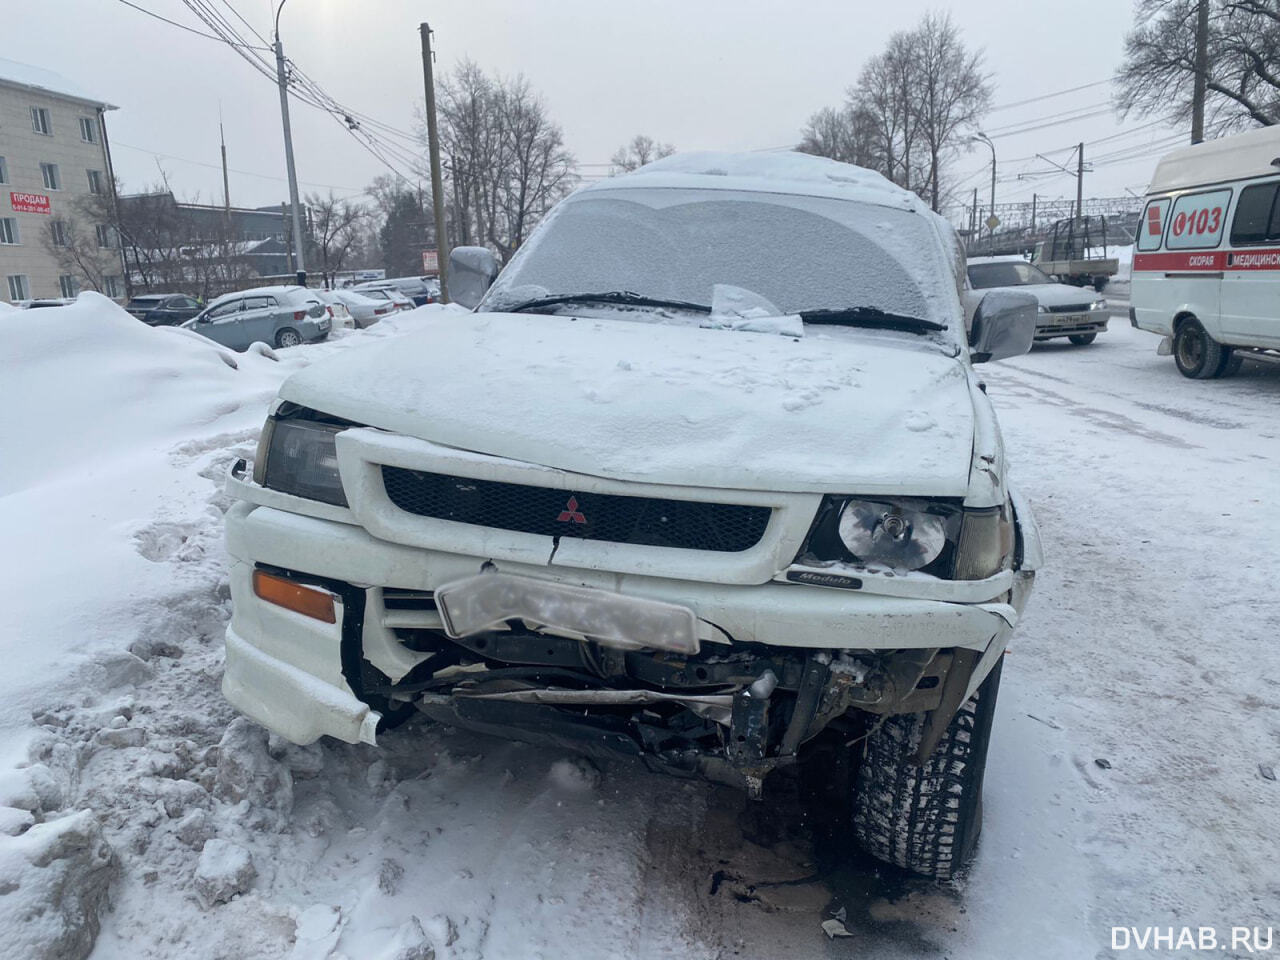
(449, 245, 500, 309)
(970, 291, 1037, 363)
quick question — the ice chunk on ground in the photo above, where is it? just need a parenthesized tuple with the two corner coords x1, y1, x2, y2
(214, 717, 293, 827)
(0, 809, 114, 960)
(193, 837, 255, 908)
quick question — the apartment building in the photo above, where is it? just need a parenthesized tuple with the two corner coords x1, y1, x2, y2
(0, 57, 124, 302)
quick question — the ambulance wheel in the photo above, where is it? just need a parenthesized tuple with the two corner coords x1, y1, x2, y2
(1173, 319, 1225, 379)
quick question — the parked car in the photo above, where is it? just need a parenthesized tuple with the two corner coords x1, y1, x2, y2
(1132, 123, 1280, 378)
(16, 298, 75, 309)
(313, 291, 355, 330)
(125, 293, 203, 326)
(964, 255, 1108, 345)
(382, 276, 438, 306)
(184, 286, 330, 351)
(325, 288, 392, 328)
(351, 284, 414, 312)
(222, 152, 1041, 881)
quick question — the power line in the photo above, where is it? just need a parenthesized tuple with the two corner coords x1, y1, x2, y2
(988, 79, 1113, 113)
(112, 0, 269, 48)
(113, 140, 365, 193)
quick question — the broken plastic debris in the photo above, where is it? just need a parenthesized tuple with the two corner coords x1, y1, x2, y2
(821, 918, 854, 939)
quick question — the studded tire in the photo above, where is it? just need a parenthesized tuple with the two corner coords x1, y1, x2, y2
(852, 656, 1003, 880)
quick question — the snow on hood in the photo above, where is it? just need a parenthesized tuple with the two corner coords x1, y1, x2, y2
(278, 311, 976, 495)
(987, 282, 1103, 308)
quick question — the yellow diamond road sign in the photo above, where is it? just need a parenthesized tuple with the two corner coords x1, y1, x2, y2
(985, 215, 1000, 231)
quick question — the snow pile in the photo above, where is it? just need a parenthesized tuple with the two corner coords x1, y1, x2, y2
(0, 294, 456, 959)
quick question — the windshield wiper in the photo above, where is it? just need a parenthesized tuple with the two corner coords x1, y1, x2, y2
(798, 306, 946, 335)
(501, 291, 712, 315)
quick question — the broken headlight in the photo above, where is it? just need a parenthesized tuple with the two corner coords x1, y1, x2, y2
(253, 409, 349, 506)
(837, 499, 948, 570)
(801, 497, 961, 574)
(798, 497, 1013, 580)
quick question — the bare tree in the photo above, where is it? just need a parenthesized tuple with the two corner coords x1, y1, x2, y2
(1117, 0, 1280, 131)
(798, 13, 990, 208)
(911, 11, 993, 211)
(426, 63, 577, 263)
(42, 192, 120, 294)
(305, 191, 366, 284)
(609, 134, 675, 174)
(798, 105, 881, 168)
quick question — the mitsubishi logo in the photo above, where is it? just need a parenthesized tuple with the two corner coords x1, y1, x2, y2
(557, 496, 587, 524)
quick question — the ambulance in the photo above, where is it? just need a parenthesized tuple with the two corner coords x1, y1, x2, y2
(1132, 124, 1280, 378)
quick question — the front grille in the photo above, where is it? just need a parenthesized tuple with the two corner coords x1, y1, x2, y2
(381, 467, 771, 553)
(1045, 303, 1094, 314)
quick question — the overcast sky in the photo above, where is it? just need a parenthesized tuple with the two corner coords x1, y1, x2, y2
(15, 0, 1183, 219)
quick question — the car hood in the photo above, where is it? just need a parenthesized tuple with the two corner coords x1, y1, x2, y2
(278, 312, 977, 495)
(980, 282, 1099, 308)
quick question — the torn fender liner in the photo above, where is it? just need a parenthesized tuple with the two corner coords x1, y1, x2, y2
(434, 571, 700, 654)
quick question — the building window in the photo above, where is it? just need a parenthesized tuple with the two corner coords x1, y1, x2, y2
(103, 275, 123, 298)
(0, 156, 7, 184)
(59, 275, 80, 298)
(30, 107, 52, 135)
(86, 169, 103, 195)
(95, 224, 114, 248)
(50, 220, 67, 246)
(79, 117, 97, 143)
(41, 162, 61, 191)
(7, 275, 30, 301)
(0, 218, 19, 245)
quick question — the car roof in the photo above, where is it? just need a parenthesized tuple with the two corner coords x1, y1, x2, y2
(206, 285, 307, 307)
(579, 150, 929, 216)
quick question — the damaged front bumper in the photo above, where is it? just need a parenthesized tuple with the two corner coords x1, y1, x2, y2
(223, 499, 1030, 795)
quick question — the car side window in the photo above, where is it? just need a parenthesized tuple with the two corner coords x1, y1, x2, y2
(265, 296, 278, 307)
(243, 296, 271, 310)
(208, 300, 241, 319)
(1230, 182, 1278, 246)
(177, 297, 199, 310)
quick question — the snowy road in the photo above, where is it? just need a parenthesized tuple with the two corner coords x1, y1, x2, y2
(2, 301, 1277, 960)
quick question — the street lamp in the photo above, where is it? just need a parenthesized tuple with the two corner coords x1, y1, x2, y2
(274, 0, 306, 286)
(973, 132, 996, 254)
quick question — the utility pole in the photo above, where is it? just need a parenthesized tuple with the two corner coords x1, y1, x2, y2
(219, 117, 231, 215)
(970, 187, 977, 251)
(1192, 0, 1209, 144)
(420, 22, 450, 302)
(274, 0, 306, 287)
(1031, 193, 1037, 236)
(1076, 142, 1084, 223)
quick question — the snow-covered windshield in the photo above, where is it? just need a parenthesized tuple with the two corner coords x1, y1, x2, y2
(479, 187, 956, 332)
(967, 261, 1050, 289)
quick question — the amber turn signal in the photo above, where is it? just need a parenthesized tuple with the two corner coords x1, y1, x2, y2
(252, 570, 337, 623)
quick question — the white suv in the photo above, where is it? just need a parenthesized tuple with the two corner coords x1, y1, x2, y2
(222, 153, 1042, 879)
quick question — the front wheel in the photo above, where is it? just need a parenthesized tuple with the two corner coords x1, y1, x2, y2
(851, 657, 1003, 880)
(275, 328, 302, 349)
(1068, 332, 1097, 345)
(1173, 319, 1225, 379)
